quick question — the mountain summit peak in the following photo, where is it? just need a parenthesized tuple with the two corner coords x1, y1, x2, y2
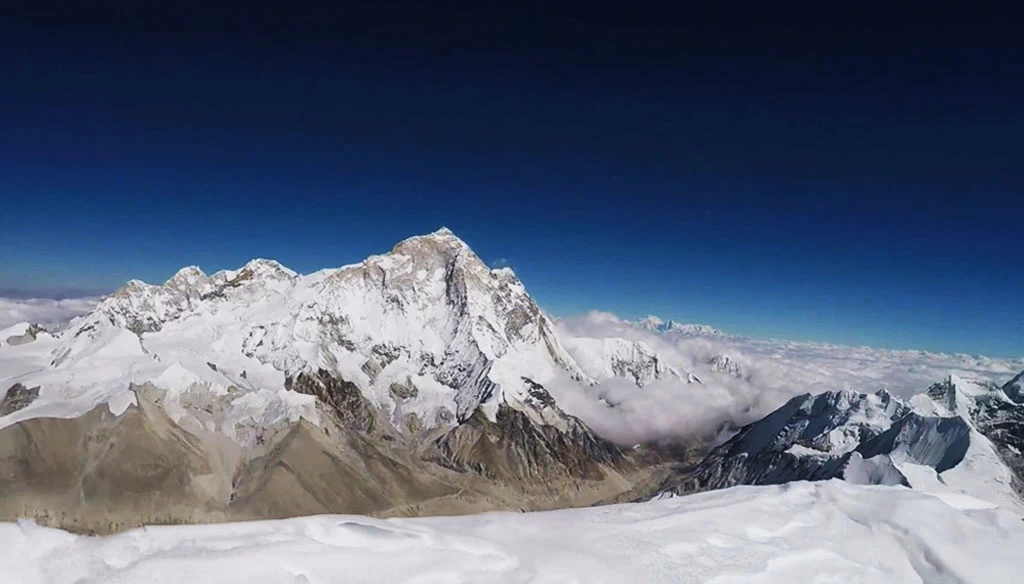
(238, 258, 297, 279)
(384, 228, 478, 271)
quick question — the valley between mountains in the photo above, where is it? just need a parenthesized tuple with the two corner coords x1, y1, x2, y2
(1, 228, 1022, 535)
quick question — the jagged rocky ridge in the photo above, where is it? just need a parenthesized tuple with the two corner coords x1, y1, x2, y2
(655, 372, 1024, 512)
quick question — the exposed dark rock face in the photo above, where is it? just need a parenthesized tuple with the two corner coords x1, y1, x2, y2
(435, 405, 620, 482)
(0, 383, 40, 416)
(437, 348, 497, 422)
(360, 344, 402, 381)
(389, 378, 418, 400)
(522, 377, 557, 409)
(286, 369, 379, 434)
(5, 324, 42, 346)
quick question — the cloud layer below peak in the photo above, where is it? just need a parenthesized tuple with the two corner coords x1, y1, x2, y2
(0, 297, 100, 331)
(549, 310, 1024, 445)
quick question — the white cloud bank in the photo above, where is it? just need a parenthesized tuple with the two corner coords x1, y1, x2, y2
(0, 297, 101, 331)
(550, 311, 1024, 446)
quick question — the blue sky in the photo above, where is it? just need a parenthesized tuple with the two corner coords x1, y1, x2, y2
(0, 3, 1021, 356)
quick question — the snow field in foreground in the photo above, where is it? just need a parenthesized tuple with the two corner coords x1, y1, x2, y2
(1, 480, 1021, 584)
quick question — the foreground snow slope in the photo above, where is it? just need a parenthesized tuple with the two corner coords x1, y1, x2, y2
(2, 481, 1020, 584)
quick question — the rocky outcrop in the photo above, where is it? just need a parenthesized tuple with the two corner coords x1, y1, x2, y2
(5, 324, 42, 346)
(286, 369, 379, 435)
(435, 405, 620, 482)
(0, 383, 39, 416)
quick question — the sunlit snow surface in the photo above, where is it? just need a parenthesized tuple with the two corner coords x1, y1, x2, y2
(1, 481, 1019, 584)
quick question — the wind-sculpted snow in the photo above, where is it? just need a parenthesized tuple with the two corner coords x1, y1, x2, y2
(2, 480, 1021, 583)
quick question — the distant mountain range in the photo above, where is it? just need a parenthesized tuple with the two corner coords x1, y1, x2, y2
(633, 315, 726, 337)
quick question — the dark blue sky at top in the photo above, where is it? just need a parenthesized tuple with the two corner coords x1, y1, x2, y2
(0, 2, 1021, 356)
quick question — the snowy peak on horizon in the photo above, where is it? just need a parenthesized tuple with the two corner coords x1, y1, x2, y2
(116, 227, 478, 290)
(634, 315, 725, 337)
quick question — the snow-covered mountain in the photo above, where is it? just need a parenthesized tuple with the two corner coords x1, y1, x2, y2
(634, 315, 725, 337)
(656, 372, 1024, 513)
(563, 337, 699, 387)
(0, 228, 699, 533)
(706, 353, 745, 379)
(1, 228, 682, 442)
